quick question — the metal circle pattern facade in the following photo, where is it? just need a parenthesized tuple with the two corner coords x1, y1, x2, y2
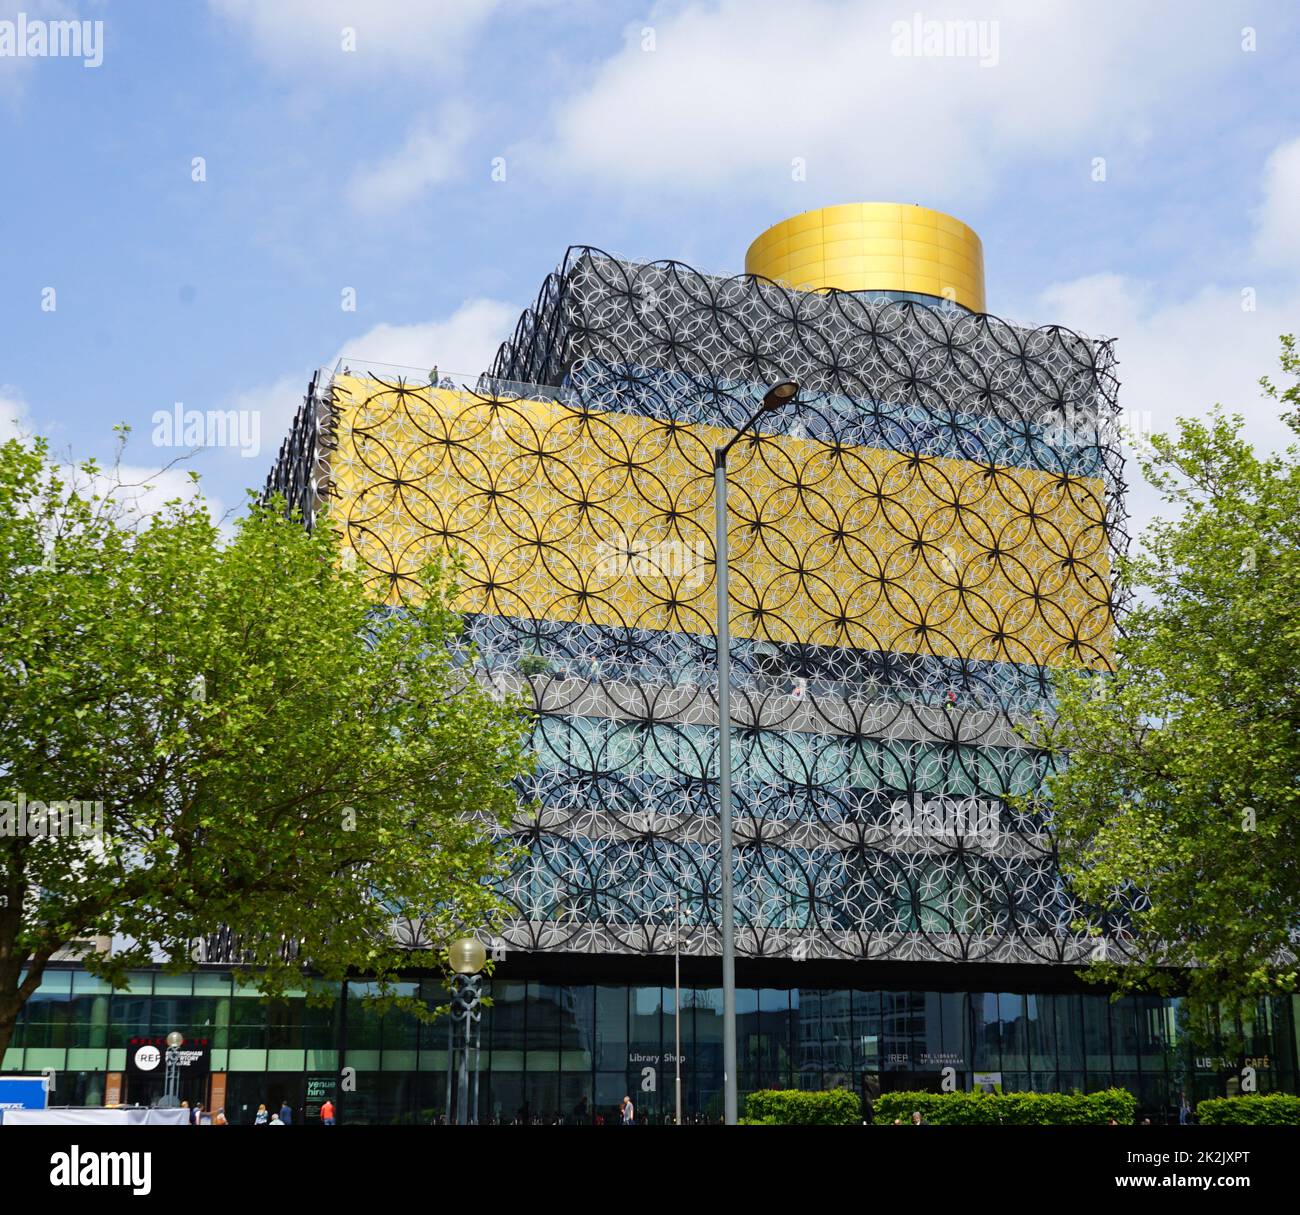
(266, 246, 1130, 967)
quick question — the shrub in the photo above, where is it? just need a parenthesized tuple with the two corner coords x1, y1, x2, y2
(518, 650, 550, 676)
(873, 1088, 1137, 1126)
(741, 1088, 862, 1125)
(1196, 1094, 1300, 1126)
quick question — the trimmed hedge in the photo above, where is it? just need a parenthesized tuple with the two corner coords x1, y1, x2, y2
(741, 1088, 862, 1125)
(1196, 1094, 1300, 1126)
(874, 1088, 1137, 1126)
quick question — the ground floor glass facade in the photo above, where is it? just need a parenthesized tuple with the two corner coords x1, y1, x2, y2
(5, 965, 1296, 1124)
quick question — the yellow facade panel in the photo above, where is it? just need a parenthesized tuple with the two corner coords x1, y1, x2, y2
(901, 223, 943, 245)
(850, 273, 901, 292)
(862, 203, 905, 223)
(820, 204, 864, 227)
(758, 236, 791, 262)
(781, 212, 823, 234)
(904, 264, 943, 287)
(821, 238, 865, 261)
(821, 221, 864, 244)
(784, 229, 828, 254)
(329, 378, 1113, 669)
(863, 254, 906, 274)
(820, 257, 866, 278)
(782, 260, 825, 283)
(900, 238, 941, 259)
(858, 222, 905, 241)
(901, 207, 939, 227)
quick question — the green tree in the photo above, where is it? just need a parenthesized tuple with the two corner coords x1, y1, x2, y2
(1034, 338, 1300, 1015)
(0, 435, 531, 1061)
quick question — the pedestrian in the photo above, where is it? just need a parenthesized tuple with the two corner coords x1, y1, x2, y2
(1178, 1091, 1192, 1125)
(254, 1102, 269, 1126)
(192, 1101, 204, 1126)
(620, 1095, 635, 1125)
(279, 1099, 293, 1126)
(320, 1098, 336, 1126)
(269, 1114, 284, 1126)
(213, 1108, 228, 1126)
(910, 1109, 924, 1125)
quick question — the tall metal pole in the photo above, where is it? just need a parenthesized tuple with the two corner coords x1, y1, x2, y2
(714, 449, 738, 1126)
(472, 1004, 482, 1125)
(164, 1046, 179, 1106)
(674, 892, 682, 1126)
(445, 1010, 454, 1121)
(455, 976, 472, 1127)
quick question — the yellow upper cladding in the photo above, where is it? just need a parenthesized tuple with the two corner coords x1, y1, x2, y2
(745, 203, 987, 313)
(327, 378, 1113, 670)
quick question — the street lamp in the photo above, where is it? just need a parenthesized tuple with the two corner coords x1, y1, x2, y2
(714, 379, 798, 1125)
(674, 893, 683, 1126)
(447, 937, 487, 1125)
(161, 1030, 184, 1109)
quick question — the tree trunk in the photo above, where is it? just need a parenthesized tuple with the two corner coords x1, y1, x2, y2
(0, 997, 16, 1065)
(0, 898, 52, 1067)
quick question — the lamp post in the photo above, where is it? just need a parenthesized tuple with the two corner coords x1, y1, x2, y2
(161, 1030, 184, 1109)
(447, 937, 487, 1125)
(673, 892, 682, 1126)
(714, 379, 798, 1125)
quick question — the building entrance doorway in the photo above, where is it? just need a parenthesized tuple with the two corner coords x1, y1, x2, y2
(123, 1070, 209, 1111)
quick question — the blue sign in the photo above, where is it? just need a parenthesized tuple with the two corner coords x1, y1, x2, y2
(0, 1075, 50, 1120)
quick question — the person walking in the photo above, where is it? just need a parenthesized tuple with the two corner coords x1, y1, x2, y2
(620, 1095, 635, 1126)
(213, 1108, 228, 1126)
(1178, 1091, 1192, 1126)
(254, 1103, 269, 1126)
(910, 1109, 924, 1125)
(320, 1098, 336, 1127)
(279, 1099, 293, 1126)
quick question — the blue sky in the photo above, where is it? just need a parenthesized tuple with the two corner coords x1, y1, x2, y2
(2, 0, 1299, 537)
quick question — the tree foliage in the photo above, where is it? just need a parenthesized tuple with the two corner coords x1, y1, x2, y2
(1034, 338, 1300, 1014)
(0, 435, 531, 1059)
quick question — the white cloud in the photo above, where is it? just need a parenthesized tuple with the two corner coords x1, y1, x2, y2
(82, 461, 227, 530)
(0, 384, 32, 441)
(1, 391, 228, 528)
(236, 297, 520, 450)
(1254, 136, 1300, 270)
(208, 0, 500, 71)
(335, 298, 518, 375)
(539, 0, 1229, 201)
(345, 106, 474, 214)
